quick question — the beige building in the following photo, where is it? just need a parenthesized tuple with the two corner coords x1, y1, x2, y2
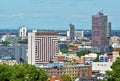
(110, 36, 120, 43)
(112, 51, 120, 62)
(0, 60, 17, 65)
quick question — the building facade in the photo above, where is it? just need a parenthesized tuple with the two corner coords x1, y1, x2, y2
(42, 62, 92, 81)
(92, 12, 109, 52)
(28, 32, 58, 65)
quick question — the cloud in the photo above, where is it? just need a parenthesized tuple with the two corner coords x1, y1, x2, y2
(0, 13, 25, 19)
(11, 13, 24, 19)
(70, 14, 88, 19)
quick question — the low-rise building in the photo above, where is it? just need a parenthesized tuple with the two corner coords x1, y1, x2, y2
(40, 62, 92, 81)
(92, 62, 112, 74)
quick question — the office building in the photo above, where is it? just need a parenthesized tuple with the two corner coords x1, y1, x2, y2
(28, 31, 58, 65)
(92, 12, 109, 52)
(69, 24, 75, 41)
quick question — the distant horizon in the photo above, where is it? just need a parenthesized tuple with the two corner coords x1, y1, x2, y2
(0, 0, 120, 30)
(0, 28, 120, 31)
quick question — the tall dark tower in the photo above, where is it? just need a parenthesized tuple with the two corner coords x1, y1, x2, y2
(69, 24, 75, 41)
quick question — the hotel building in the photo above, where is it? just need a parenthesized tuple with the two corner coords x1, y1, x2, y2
(28, 31, 58, 65)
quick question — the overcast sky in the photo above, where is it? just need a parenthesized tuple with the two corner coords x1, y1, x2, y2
(0, 0, 119, 30)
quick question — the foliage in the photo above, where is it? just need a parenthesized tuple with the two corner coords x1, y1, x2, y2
(76, 50, 91, 57)
(60, 74, 72, 81)
(106, 57, 120, 81)
(93, 52, 102, 62)
(18, 40, 28, 44)
(0, 41, 10, 45)
(0, 63, 48, 81)
(60, 50, 70, 54)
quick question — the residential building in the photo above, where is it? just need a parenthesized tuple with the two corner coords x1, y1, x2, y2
(0, 44, 27, 62)
(28, 31, 58, 65)
(92, 12, 109, 52)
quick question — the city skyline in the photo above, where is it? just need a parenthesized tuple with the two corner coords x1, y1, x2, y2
(0, 0, 120, 30)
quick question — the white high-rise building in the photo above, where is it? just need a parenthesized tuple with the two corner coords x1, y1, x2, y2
(19, 26, 27, 38)
(28, 31, 58, 65)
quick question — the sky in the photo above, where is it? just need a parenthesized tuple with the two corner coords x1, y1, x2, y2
(0, 0, 120, 30)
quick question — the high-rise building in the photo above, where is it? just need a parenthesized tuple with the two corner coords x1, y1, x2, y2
(19, 26, 27, 38)
(69, 24, 75, 41)
(92, 12, 109, 52)
(28, 31, 58, 65)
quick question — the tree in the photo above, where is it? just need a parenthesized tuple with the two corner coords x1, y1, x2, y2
(76, 50, 91, 57)
(0, 63, 48, 81)
(0, 63, 12, 81)
(18, 40, 28, 44)
(60, 50, 70, 54)
(106, 57, 120, 81)
(0, 41, 10, 45)
(93, 52, 102, 62)
(60, 74, 72, 81)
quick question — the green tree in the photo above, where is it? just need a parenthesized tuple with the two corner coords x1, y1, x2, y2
(0, 63, 48, 81)
(0, 64, 12, 81)
(106, 57, 120, 81)
(0, 41, 10, 45)
(60, 74, 72, 81)
(60, 50, 70, 54)
(76, 50, 91, 57)
(93, 52, 102, 62)
(18, 40, 28, 44)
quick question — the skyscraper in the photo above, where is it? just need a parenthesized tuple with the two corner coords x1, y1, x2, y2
(69, 24, 75, 41)
(92, 12, 109, 52)
(28, 31, 58, 65)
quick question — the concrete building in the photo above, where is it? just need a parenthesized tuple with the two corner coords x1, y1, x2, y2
(74, 30, 84, 40)
(28, 31, 58, 65)
(0, 44, 27, 62)
(19, 26, 27, 38)
(92, 12, 109, 52)
(69, 24, 75, 41)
